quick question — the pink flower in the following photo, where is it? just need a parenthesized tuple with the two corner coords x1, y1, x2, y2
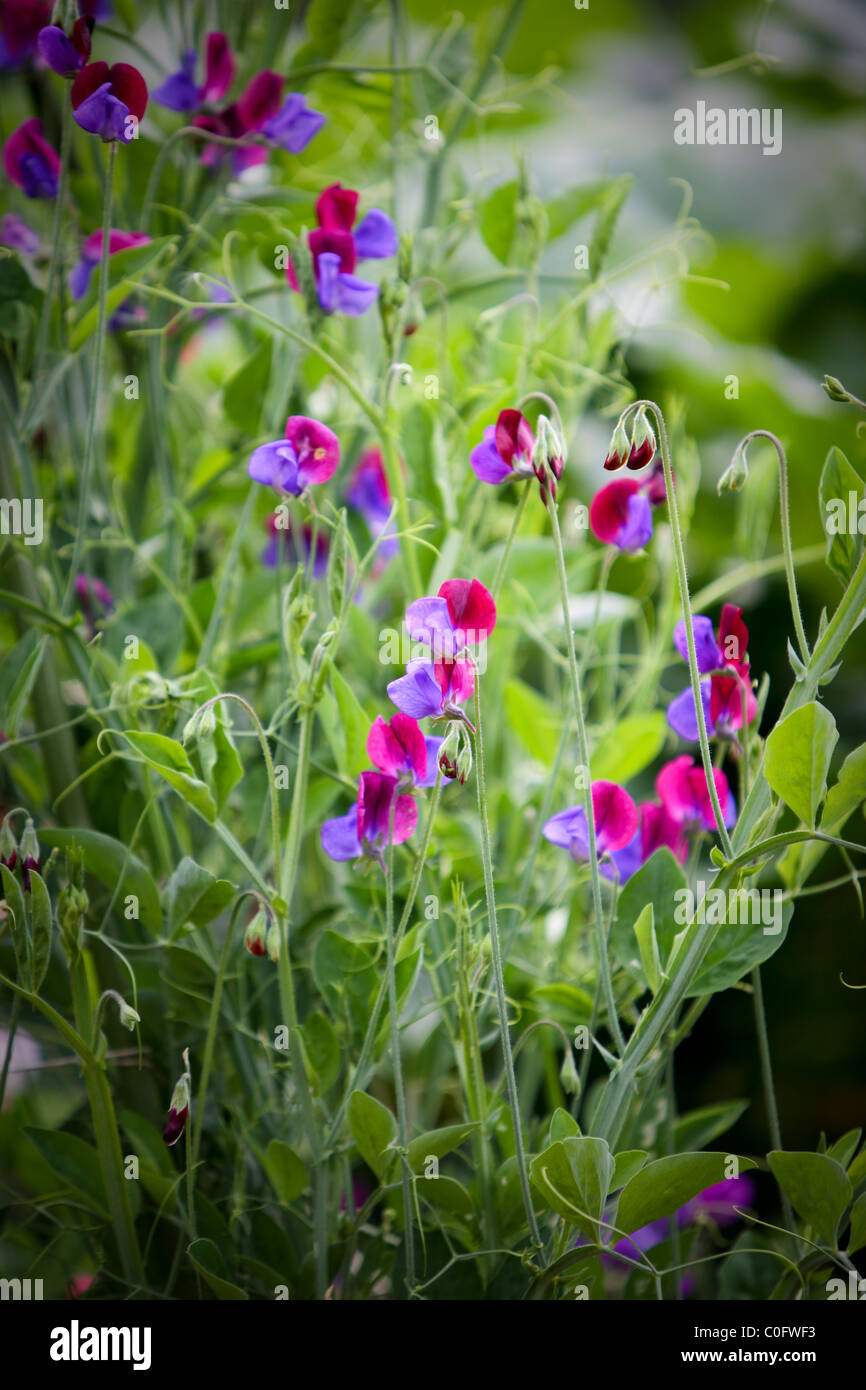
(543, 781, 639, 878)
(3, 118, 60, 198)
(248, 416, 340, 496)
(321, 770, 418, 863)
(367, 712, 442, 789)
(286, 182, 398, 317)
(656, 755, 736, 834)
(71, 60, 148, 142)
(405, 578, 496, 659)
(69, 228, 151, 300)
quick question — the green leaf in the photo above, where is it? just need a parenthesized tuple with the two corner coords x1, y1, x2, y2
(827, 1129, 862, 1170)
(348, 1090, 398, 1180)
(480, 180, 518, 264)
(504, 679, 561, 763)
(186, 1239, 248, 1300)
(819, 447, 864, 588)
(301, 1012, 341, 1095)
(846, 1192, 866, 1254)
(165, 857, 235, 937)
(611, 1150, 648, 1192)
(767, 1151, 852, 1247)
(0, 862, 30, 987)
(765, 702, 838, 828)
(688, 898, 793, 996)
(549, 1107, 580, 1143)
(407, 1124, 478, 1174)
(672, 1100, 749, 1153)
(611, 849, 687, 981)
(530, 1136, 614, 1243)
(329, 666, 370, 777)
(591, 713, 667, 785)
(38, 828, 161, 934)
(222, 338, 272, 435)
(328, 509, 349, 618)
(822, 742, 866, 831)
(28, 870, 52, 991)
(0, 630, 46, 738)
(264, 1139, 308, 1204)
(119, 730, 217, 822)
(545, 181, 619, 241)
(633, 903, 661, 994)
(616, 1153, 756, 1237)
(25, 1127, 108, 1214)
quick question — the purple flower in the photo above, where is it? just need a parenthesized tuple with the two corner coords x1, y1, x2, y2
(387, 656, 475, 722)
(69, 228, 151, 300)
(589, 477, 654, 553)
(321, 770, 418, 863)
(1, 213, 40, 254)
(470, 409, 535, 485)
(248, 416, 340, 496)
(405, 578, 497, 659)
(667, 606, 757, 741)
(0, 0, 52, 69)
(153, 32, 234, 113)
(36, 16, 92, 75)
(262, 92, 326, 153)
(346, 448, 398, 561)
(3, 119, 60, 198)
(70, 60, 148, 143)
(543, 780, 639, 879)
(286, 183, 397, 318)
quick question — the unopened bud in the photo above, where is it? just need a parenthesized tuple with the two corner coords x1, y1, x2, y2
(627, 406, 656, 471)
(0, 818, 17, 870)
(244, 908, 269, 958)
(822, 374, 850, 403)
(604, 419, 630, 471)
(717, 447, 749, 495)
(559, 1045, 581, 1096)
(118, 999, 140, 1031)
(19, 818, 40, 866)
(266, 921, 281, 962)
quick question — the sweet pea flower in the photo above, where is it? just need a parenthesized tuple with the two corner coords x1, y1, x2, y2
(405, 578, 496, 660)
(603, 1175, 755, 1268)
(387, 656, 475, 723)
(69, 228, 150, 300)
(346, 448, 398, 560)
(367, 712, 442, 790)
(0, 0, 51, 68)
(470, 409, 535, 485)
(640, 800, 688, 863)
(666, 605, 757, 741)
(248, 416, 340, 496)
(153, 32, 234, 112)
(190, 69, 323, 174)
(1, 213, 40, 253)
(262, 92, 326, 153)
(589, 477, 653, 553)
(287, 182, 398, 317)
(261, 512, 329, 576)
(71, 60, 148, 142)
(36, 15, 92, 75)
(321, 769, 418, 863)
(542, 781, 639, 880)
(656, 755, 736, 834)
(3, 119, 60, 198)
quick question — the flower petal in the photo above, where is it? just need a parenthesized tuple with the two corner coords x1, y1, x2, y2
(353, 208, 398, 259)
(316, 182, 358, 232)
(592, 780, 639, 854)
(673, 615, 721, 674)
(236, 68, 283, 130)
(666, 680, 713, 742)
(153, 49, 198, 111)
(320, 806, 361, 861)
(199, 31, 234, 104)
(387, 659, 443, 719)
(438, 578, 496, 644)
(470, 426, 514, 484)
(494, 409, 533, 467)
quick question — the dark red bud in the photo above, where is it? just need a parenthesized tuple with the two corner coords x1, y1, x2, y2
(626, 438, 655, 470)
(163, 1105, 189, 1147)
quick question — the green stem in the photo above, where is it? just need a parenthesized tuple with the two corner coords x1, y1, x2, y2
(473, 674, 541, 1248)
(386, 806, 415, 1294)
(62, 140, 117, 617)
(192, 895, 252, 1164)
(548, 498, 624, 1053)
(24, 98, 73, 433)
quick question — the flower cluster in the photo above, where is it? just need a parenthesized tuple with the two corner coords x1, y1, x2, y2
(666, 605, 758, 742)
(287, 183, 398, 318)
(470, 408, 565, 502)
(321, 578, 496, 864)
(604, 405, 657, 472)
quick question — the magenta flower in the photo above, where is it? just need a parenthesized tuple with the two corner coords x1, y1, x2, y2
(69, 228, 150, 300)
(286, 182, 397, 317)
(321, 770, 418, 863)
(0, 0, 51, 68)
(1, 213, 40, 253)
(71, 60, 148, 142)
(346, 448, 398, 560)
(656, 755, 736, 834)
(589, 477, 654, 553)
(367, 712, 442, 790)
(153, 31, 234, 112)
(190, 69, 323, 174)
(162, 1104, 188, 1147)
(387, 656, 475, 723)
(640, 800, 687, 863)
(542, 781, 639, 879)
(666, 605, 757, 741)
(248, 416, 340, 496)
(261, 513, 329, 577)
(36, 15, 92, 75)
(470, 409, 535, 485)
(405, 578, 497, 659)
(3, 118, 60, 198)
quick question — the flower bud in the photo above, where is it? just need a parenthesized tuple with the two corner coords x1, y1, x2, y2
(559, 1045, 580, 1097)
(0, 817, 17, 871)
(717, 447, 749, 495)
(118, 1000, 140, 1031)
(822, 374, 850, 404)
(244, 908, 269, 957)
(627, 406, 656, 470)
(437, 722, 462, 781)
(604, 419, 630, 471)
(182, 704, 217, 746)
(266, 921, 281, 963)
(19, 818, 40, 866)
(163, 1051, 191, 1148)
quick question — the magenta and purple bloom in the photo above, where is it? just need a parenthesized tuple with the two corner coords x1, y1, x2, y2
(152, 31, 234, 112)
(69, 228, 151, 300)
(656, 755, 736, 833)
(36, 14, 92, 75)
(590, 477, 653, 553)
(248, 416, 340, 496)
(1, 213, 40, 253)
(387, 657, 475, 723)
(3, 118, 60, 198)
(287, 182, 397, 317)
(71, 60, 148, 142)
(190, 68, 324, 174)
(667, 605, 757, 742)
(543, 780, 639, 880)
(367, 711, 442, 790)
(346, 448, 398, 560)
(405, 578, 497, 659)
(321, 769, 418, 863)
(261, 513, 329, 577)
(470, 409, 535, 485)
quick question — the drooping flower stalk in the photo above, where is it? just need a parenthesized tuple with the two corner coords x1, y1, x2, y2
(385, 804, 416, 1294)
